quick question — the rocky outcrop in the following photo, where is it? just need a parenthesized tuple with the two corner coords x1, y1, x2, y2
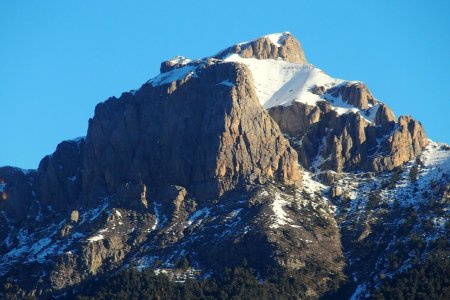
(110, 182, 148, 211)
(374, 103, 396, 131)
(372, 116, 428, 171)
(50, 253, 82, 289)
(215, 32, 307, 64)
(160, 56, 191, 73)
(269, 99, 428, 173)
(326, 82, 378, 110)
(82, 234, 129, 275)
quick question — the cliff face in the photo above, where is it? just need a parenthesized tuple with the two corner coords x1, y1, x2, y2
(82, 60, 301, 208)
(0, 32, 447, 300)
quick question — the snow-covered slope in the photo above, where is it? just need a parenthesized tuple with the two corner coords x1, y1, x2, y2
(224, 54, 379, 121)
(224, 54, 342, 109)
(327, 140, 450, 298)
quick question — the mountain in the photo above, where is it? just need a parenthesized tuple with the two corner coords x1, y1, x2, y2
(0, 32, 448, 299)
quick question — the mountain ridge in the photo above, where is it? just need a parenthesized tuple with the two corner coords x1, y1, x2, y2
(0, 32, 448, 299)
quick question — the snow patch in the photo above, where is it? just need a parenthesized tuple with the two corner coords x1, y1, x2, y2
(418, 141, 450, 183)
(224, 54, 342, 109)
(188, 208, 211, 225)
(350, 283, 369, 300)
(260, 190, 269, 196)
(87, 234, 104, 242)
(149, 64, 197, 87)
(270, 193, 292, 228)
(28, 237, 52, 257)
(217, 80, 234, 87)
(79, 198, 109, 224)
(237, 32, 290, 47)
(228, 209, 242, 219)
(167, 55, 191, 66)
(152, 202, 161, 230)
(302, 170, 327, 195)
(264, 32, 290, 46)
(324, 89, 379, 123)
(223, 54, 377, 122)
(135, 256, 158, 271)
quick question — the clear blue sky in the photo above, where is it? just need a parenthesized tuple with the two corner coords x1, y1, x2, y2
(1, 0, 449, 169)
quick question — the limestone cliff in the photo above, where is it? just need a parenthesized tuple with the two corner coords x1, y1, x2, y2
(82, 60, 301, 210)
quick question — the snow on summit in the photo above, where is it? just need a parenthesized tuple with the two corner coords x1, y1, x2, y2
(146, 32, 380, 122)
(237, 32, 291, 47)
(265, 32, 290, 46)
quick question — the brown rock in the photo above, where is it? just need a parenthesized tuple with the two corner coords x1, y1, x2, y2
(160, 56, 191, 73)
(326, 82, 378, 110)
(82, 235, 128, 274)
(82, 61, 301, 207)
(383, 115, 428, 169)
(330, 186, 344, 198)
(375, 103, 396, 127)
(60, 224, 73, 238)
(310, 85, 326, 95)
(215, 32, 307, 64)
(269, 82, 429, 173)
(70, 210, 79, 223)
(50, 252, 82, 289)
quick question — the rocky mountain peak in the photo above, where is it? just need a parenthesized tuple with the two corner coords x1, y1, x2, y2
(215, 32, 307, 64)
(0, 31, 448, 300)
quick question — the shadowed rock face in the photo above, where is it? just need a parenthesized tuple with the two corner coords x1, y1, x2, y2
(37, 139, 85, 213)
(0, 167, 35, 223)
(215, 32, 307, 64)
